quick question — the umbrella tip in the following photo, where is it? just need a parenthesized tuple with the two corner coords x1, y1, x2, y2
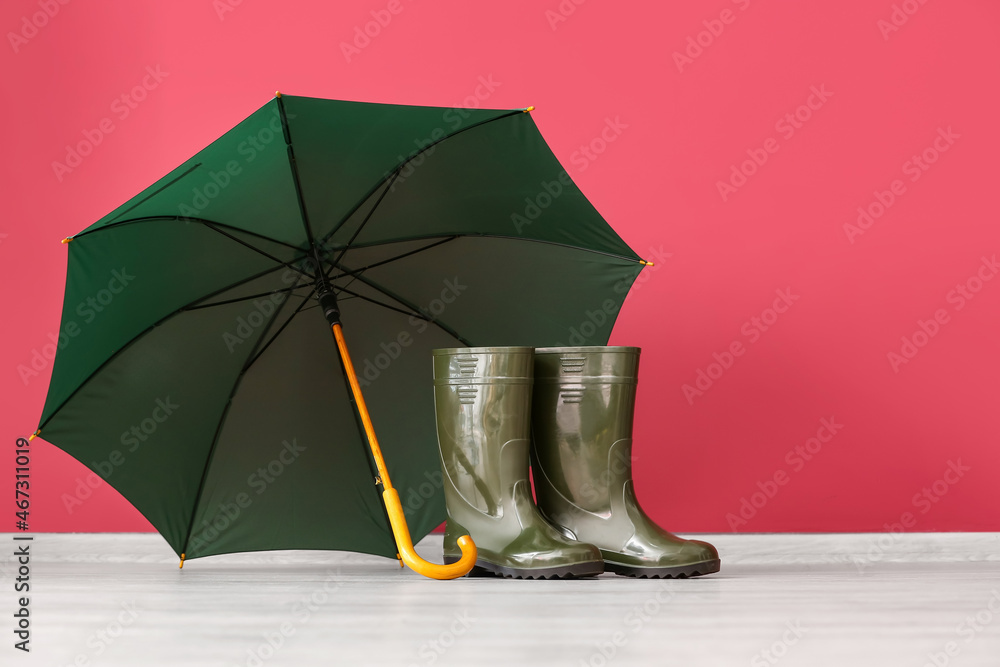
(640, 259, 654, 267)
(61, 237, 73, 244)
(28, 430, 40, 441)
(523, 106, 535, 113)
(179, 553, 186, 569)
(275, 90, 282, 98)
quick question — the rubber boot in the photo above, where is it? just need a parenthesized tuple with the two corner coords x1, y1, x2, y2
(434, 347, 604, 579)
(530, 346, 720, 579)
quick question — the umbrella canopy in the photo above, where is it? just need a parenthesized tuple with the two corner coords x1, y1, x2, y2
(35, 93, 647, 572)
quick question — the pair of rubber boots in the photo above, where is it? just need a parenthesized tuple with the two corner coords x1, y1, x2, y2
(434, 346, 720, 580)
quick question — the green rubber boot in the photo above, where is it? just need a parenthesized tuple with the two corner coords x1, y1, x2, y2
(433, 347, 604, 579)
(530, 346, 721, 579)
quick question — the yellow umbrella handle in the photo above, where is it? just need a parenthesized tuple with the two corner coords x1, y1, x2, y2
(331, 323, 477, 580)
(383, 489, 477, 579)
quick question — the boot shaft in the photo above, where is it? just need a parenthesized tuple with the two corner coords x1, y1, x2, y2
(432, 347, 534, 517)
(531, 346, 640, 514)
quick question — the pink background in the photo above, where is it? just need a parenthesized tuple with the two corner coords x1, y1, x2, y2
(2, 0, 997, 535)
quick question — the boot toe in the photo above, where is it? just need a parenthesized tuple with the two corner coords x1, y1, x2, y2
(685, 538, 719, 564)
(504, 527, 604, 570)
(465, 540, 604, 579)
(645, 537, 718, 568)
(508, 542, 601, 570)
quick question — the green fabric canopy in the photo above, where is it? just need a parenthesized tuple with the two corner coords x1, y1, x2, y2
(37, 94, 644, 562)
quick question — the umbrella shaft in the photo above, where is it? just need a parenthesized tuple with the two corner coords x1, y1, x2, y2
(331, 323, 393, 490)
(331, 320, 478, 579)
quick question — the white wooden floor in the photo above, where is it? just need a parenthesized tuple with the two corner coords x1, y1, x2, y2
(4, 533, 998, 666)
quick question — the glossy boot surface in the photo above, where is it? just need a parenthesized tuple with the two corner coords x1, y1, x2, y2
(531, 347, 720, 579)
(433, 347, 604, 579)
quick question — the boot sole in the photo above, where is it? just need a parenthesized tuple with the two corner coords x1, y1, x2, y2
(604, 558, 721, 579)
(444, 556, 605, 580)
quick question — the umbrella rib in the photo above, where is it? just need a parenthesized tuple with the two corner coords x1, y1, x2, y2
(333, 265, 366, 295)
(184, 263, 308, 309)
(38, 262, 307, 431)
(71, 215, 304, 253)
(276, 94, 317, 249)
(316, 109, 526, 247)
(179, 285, 300, 557)
(182, 284, 310, 311)
(325, 236, 459, 283)
(200, 221, 316, 280)
(333, 284, 435, 321)
(101, 162, 201, 220)
(327, 168, 402, 271)
(102, 163, 203, 224)
(241, 286, 319, 371)
(342, 232, 642, 264)
(320, 237, 458, 306)
(220, 284, 399, 557)
(330, 265, 472, 346)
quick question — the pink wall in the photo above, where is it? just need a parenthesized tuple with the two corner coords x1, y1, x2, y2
(2, 0, 997, 534)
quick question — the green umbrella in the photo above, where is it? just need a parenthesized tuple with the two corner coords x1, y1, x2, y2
(32, 93, 649, 579)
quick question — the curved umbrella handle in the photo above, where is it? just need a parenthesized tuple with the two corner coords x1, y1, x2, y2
(327, 318, 476, 579)
(383, 489, 477, 579)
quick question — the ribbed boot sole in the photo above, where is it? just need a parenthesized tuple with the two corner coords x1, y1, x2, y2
(444, 556, 604, 580)
(604, 558, 721, 579)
